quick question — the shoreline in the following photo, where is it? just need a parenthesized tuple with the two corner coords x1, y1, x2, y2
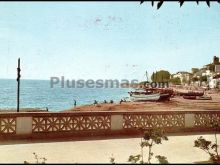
(0, 108, 48, 113)
(63, 89, 220, 112)
(0, 88, 220, 113)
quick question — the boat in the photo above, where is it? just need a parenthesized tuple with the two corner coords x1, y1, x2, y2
(130, 93, 160, 102)
(183, 95, 197, 100)
(180, 90, 204, 96)
(197, 96, 212, 100)
(129, 87, 173, 102)
(158, 93, 171, 101)
(128, 89, 153, 96)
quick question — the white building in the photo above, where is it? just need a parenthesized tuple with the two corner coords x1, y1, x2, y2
(208, 72, 220, 88)
(172, 71, 192, 84)
(215, 65, 220, 72)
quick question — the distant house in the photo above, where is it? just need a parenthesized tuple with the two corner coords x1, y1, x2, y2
(172, 71, 192, 85)
(172, 56, 220, 88)
(193, 68, 211, 78)
(203, 56, 220, 72)
(215, 65, 220, 72)
(208, 72, 220, 88)
(202, 56, 220, 88)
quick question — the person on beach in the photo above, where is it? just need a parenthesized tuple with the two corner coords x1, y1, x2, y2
(94, 100, 98, 105)
(120, 99, 123, 104)
(74, 100, 77, 107)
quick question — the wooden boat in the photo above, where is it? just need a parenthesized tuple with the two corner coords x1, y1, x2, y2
(180, 91, 204, 96)
(183, 95, 196, 99)
(152, 88, 174, 96)
(129, 87, 172, 102)
(130, 93, 160, 102)
(158, 93, 171, 101)
(197, 96, 212, 100)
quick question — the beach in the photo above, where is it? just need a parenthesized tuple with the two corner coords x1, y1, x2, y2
(64, 89, 220, 112)
(1, 88, 219, 113)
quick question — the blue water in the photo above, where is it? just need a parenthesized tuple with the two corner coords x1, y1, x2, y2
(0, 79, 131, 112)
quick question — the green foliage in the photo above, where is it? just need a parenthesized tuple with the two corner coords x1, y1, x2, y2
(24, 152, 47, 164)
(109, 154, 116, 164)
(151, 70, 171, 82)
(192, 77, 199, 82)
(157, 1, 164, 9)
(169, 77, 181, 85)
(140, 1, 217, 9)
(194, 123, 220, 164)
(155, 155, 169, 164)
(143, 129, 168, 143)
(128, 154, 141, 164)
(200, 75, 208, 82)
(128, 128, 169, 164)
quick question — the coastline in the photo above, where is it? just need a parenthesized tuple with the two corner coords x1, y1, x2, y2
(0, 88, 219, 113)
(63, 89, 220, 112)
(0, 108, 48, 113)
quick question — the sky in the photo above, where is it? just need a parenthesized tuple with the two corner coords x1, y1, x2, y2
(0, 1, 220, 81)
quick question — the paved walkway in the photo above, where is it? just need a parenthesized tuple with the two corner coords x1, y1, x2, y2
(0, 133, 219, 163)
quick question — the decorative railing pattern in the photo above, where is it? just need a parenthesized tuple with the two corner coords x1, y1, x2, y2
(194, 113, 220, 127)
(123, 114, 185, 129)
(0, 110, 219, 139)
(32, 115, 111, 133)
(0, 117, 16, 134)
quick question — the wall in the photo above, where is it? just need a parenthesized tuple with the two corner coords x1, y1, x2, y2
(0, 110, 219, 140)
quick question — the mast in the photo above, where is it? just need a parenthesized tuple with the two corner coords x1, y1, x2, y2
(17, 58, 21, 112)
(146, 70, 149, 82)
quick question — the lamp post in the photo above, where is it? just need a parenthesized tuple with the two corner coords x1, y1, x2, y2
(17, 58, 21, 112)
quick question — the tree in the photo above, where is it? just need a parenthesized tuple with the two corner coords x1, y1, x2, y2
(140, 1, 219, 9)
(192, 77, 199, 82)
(200, 75, 208, 82)
(194, 123, 220, 164)
(128, 128, 169, 164)
(169, 77, 181, 85)
(151, 70, 171, 82)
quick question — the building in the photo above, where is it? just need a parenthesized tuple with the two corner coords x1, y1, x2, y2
(203, 56, 220, 72)
(189, 56, 220, 88)
(172, 71, 192, 85)
(208, 72, 220, 88)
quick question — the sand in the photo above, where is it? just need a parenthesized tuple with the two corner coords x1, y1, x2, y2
(64, 90, 220, 112)
(1, 88, 220, 113)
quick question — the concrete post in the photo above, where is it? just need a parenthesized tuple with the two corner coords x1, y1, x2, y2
(16, 117, 32, 135)
(111, 115, 123, 130)
(185, 114, 195, 128)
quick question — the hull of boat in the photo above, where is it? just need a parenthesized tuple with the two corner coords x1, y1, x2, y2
(197, 96, 212, 100)
(130, 93, 160, 102)
(180, 91, 204, 96)
(183, 95, 197, 99)
(158, 93, 171, 101)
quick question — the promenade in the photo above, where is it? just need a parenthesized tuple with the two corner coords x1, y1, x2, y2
(0, 133, 219, 163)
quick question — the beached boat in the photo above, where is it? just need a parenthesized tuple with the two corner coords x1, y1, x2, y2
(180, 90, 204, 96)
(130, 93, 160, 102)
(183, 95, 197, 100)
(129, 87, 172, 102)
(128, 89, 153, 96)
(197, 96, 212, 100)
(158, 93, 171, 101)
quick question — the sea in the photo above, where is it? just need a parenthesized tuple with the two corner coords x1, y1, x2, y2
(0, 79, 132, 112)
